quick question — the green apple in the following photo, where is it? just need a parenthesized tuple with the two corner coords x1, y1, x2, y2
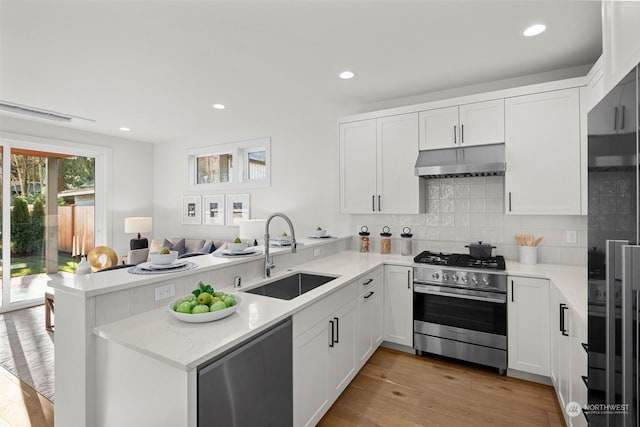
(316, 226, 322, 230)
(192, 304, 210, 314)
(197, 292, 213, 306)
(210, 301, 227, 312)
(223, 295, 236, 307)
(173, 298, 187, 311)
(214, 291, 225, 298)
(233, 237, 242, 243)
(281, 231, 288, 237)
(159, 247, 170, 255)
(176, 301, 192, 314)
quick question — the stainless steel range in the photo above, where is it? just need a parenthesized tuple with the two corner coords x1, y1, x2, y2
(413, 251, 508, 375)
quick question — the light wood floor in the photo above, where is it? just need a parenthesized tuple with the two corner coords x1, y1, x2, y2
(0, 366, 53, 427)
(319, 347, 565, 427)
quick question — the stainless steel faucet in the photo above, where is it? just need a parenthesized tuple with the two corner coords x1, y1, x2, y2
(264, 213, 297, 277)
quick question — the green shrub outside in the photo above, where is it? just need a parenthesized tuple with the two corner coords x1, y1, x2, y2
(11, 196, 32, 255)
(31, 196, 45, 253)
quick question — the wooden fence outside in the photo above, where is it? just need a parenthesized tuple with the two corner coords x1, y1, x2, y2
(57, 205, 95, 253)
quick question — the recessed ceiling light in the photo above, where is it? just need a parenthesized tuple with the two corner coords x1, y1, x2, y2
(212, 103, 226, 110)
(523, 24, 547, 37)
(119, 127, 130, 131)
(339, 71, 355, 80)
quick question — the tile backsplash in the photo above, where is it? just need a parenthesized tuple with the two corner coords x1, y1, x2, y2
(350, 176, 587, 265)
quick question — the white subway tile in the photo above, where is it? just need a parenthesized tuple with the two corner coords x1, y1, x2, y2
(455, 184, 470, 199)
(469, 184, 487, 199)
(441, 199, 455, 213)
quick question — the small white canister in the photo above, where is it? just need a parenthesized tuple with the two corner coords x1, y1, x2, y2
(518, 246, 538, 265)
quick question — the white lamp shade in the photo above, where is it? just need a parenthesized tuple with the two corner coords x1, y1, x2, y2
(239, 219, 266, 241)
(124, 217, 153, 234)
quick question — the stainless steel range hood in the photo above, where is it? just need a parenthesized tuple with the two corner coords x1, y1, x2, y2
(414, 143, 506, 178)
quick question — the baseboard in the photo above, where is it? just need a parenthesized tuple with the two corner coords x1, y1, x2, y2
(380, 341, 415, 354)
(507, 368, 552, 386)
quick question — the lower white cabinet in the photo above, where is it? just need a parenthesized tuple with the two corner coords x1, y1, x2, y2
(356, 268, 384, 366)
(384, 265, 413, 347)
(549, 282, 588, 426)
(507, 276, 550, 376)
(329, 300, 358, 397)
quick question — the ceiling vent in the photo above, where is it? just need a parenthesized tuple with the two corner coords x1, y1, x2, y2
(0, 101, 94, 124)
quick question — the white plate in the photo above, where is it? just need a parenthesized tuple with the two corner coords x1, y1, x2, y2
(272, 235, 292, 242)
(141, 260, 189, 270)
(168, 294, 240, 323)
(222, 247, 257, 255)
(308, 235, 333, 239)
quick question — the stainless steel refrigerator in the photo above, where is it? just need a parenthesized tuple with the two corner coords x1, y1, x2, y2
(587, 64, 638, 427)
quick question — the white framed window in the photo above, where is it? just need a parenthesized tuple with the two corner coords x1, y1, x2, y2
(187, 137, 271, 190)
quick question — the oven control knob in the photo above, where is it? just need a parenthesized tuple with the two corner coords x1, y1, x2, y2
(432, 272, 440, 280)
(451, 274, 459, 282)
(460, 275, 468, 283)
(471, 275, 478, 285)
(442, 273, 449, 281)
(482, 277, 490, 286)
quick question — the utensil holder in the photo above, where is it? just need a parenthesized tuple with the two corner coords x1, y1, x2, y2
(518, 246, 538, 265)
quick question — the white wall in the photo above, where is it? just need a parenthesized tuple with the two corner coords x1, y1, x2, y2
(152, 103, 353, 243)
(0, 116, 154, 257)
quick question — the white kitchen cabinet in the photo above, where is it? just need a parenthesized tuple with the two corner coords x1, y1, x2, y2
(602, 0, 640, 94)
(507, 276, 550, 376)
(586, 55, 604, 112)
(339, 113, 423, 214)
(505, 88, 582, 215)
(329, 299, 357, 397)
(356, 268, 384, 366)
(293, 282, 358, 427)
(419, 99, 504, 150)
(549, 282, 588, 426)
(384, 265, 413, 347)
(588, 68, 637, 136)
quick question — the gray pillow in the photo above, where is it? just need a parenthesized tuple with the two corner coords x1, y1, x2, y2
(199, 240, 214, 254)
(163, 238, 186, 256)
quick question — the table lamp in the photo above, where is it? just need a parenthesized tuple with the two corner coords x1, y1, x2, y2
(239, 219, 266, 246)
(125, 217, 153, 250)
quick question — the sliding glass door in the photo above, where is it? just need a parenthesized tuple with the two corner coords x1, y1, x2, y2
(0, 141, 100, 312)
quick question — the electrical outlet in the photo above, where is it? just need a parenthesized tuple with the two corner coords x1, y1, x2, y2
(566, 230, 577, 244)
(313, 248, 321, 257)
(155, 284, 175, 301)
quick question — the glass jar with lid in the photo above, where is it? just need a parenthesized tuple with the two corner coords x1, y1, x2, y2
(380, 226, 392, 254)
(358, 225, 370, 253)
(400, 226, 413, 256)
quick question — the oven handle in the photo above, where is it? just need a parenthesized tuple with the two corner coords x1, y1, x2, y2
(414, 285, 506, 304)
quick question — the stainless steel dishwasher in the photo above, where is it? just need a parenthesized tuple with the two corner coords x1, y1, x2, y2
(198, 317, 292, 427)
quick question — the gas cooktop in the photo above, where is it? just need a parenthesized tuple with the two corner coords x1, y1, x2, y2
(413, 251, 506, 271)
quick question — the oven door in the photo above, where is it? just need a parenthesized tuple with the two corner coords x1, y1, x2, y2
(413, 283, 507, 337)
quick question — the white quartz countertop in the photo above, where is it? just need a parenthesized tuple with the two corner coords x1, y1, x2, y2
(94, 250, 587, 371)
(49, 236, 350, 298)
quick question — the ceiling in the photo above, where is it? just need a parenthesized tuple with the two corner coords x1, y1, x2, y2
(0, 1, 602, 144)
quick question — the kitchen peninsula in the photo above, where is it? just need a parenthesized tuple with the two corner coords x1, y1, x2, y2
(51, 235, 586, 427)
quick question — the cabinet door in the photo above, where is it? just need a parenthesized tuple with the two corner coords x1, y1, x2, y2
(458, 99, 504, 146)
(602, 1, 640, 93)
(377, 113, 421, 214)
(549, 284, 562, 388)
(384, 265, 413, 347)
(505, 88, 581, 215)
(356, 269, 383, 366)
(569, 309, 588, 427)
(418, 106, 459, 150)
(507, 276, 550, 376)
(293, 320, 331, 427)
(329, 299, 357, 397)
(339, 120, 377, 213)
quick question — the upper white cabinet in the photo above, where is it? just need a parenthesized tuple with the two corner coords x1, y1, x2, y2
(419, 99, 504, 150)
(602, 1, 640, 94)
(507, 276, 550, 376)
(589, 69, 637, 136)
(505, 88, 582, 215)
(339, 113, 424, 214)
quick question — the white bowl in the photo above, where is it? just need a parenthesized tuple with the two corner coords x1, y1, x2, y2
(313, 229, 327, 237)
(227, 241, 249, 252)
(149, 250, 179, 265)
(168, 294, 240, 323)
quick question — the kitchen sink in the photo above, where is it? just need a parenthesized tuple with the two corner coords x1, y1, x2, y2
(245, 272, 338, 300)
